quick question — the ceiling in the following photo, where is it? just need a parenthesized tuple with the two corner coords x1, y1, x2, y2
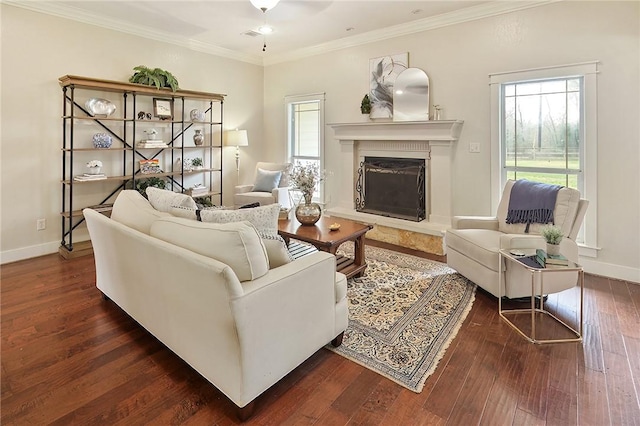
(9, 1, 550, 65)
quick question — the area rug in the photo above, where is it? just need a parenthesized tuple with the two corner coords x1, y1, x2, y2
(326, 242, 476, 393)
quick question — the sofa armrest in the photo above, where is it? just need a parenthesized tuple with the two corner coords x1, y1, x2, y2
(452, 216, 499, 230)
(271, 186, 292, 209)
(499, 234, 545, 250)
(230, 251, 342, 404)
(235, 184, 254, 194)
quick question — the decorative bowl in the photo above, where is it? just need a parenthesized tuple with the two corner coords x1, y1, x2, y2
(190, 109, 205, 122)
(92, 133, 112, 149)
(329, 223, 341, 231)
(85, 98, 116, 117)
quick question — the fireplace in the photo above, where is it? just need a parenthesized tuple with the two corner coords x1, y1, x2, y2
(356, 157, 426, 221)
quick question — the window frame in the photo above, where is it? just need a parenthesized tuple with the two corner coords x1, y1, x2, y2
(490, 62, 599, 256)
(285, 92, 326, 203)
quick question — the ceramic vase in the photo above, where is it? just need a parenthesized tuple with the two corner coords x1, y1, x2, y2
(546, 243, 561, 256)
(193, 130, 204, 146)
(86, 166, 102, 175)
(295, 192, 321, 225)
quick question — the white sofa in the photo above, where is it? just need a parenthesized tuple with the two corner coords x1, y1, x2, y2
(83, 190, 348, 419)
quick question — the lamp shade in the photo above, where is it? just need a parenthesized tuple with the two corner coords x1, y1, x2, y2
(250, 0, 280, 12)
(225, 129, 249, 147)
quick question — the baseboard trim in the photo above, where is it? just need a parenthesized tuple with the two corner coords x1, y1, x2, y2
(580, 258, 640, 284)
(1, 241, 61, 264)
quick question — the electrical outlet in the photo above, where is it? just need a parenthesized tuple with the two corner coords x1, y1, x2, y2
(469, 143, 481, 153)
(36, 218, 46, 231)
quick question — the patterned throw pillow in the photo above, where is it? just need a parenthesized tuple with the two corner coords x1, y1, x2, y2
(260, 233, 293, 268)
(146, 187, 197, 212)
(199, 203, 280, 237)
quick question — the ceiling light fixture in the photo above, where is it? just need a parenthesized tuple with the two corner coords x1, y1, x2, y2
(250, 0, 280, 52)
(250, 0, 281, 13)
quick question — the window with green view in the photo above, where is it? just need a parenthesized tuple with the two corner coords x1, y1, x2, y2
(501, 77, 583, 190)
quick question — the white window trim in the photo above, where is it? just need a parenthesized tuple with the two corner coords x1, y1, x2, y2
(489, 61, 599, 257)
(285, 92, 326, 203)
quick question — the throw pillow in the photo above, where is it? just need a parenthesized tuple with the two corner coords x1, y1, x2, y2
(169, 205, 198, 221)
(199, 203, 280, 237)
(146, 187, 197, 213)
(239, 202, 260, 209)
(252, 168, 282, 193)
(110, 190, 171, 234)
(260, 233, 293, 269)
(150, 217, 269, 282)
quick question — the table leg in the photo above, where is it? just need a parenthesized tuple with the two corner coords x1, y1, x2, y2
(353, 235, 366, 277)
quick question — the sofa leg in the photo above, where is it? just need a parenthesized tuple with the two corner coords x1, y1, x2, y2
(237, 400, 256, 422)
(331, 332, 344, 347)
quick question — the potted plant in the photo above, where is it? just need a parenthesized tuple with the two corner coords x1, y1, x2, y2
(132, 176, 166, 197)
(360, 94, 371, 114)
(541, 225, 563, 255)
(290, 162, 325, 225)
(129, 66, 179, 92)
(86, 160, 103, 175)
(191, 157, 204, 170)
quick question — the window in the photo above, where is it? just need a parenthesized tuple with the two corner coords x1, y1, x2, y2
(490, 62, 598, 254)
(285, 93, 325, 202)
(502, 78, 582, 188)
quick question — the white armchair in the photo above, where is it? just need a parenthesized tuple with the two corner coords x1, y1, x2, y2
(445, 180, 588, 299)
(234, 162, 292, 209)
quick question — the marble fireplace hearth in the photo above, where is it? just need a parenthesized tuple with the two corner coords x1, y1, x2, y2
(327, 120, 463, 255)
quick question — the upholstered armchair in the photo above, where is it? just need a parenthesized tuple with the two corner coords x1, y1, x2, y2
(445, 180, 588, 299)
(234, 162, 292, 209)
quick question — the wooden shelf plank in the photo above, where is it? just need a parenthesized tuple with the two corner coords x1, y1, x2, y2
(59, 75, 225, 101)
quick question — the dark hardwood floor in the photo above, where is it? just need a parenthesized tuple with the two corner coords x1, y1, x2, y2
(2, 242, 639, 425)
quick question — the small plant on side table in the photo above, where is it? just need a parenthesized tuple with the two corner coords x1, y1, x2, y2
(541, 225, 564, 255)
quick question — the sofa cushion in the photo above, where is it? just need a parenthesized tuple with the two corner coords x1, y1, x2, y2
(445, 228, 502, 273)
(496, 180, 580, 237)
(253, 168, 282, 193)
(150, 217, 269, 282)
(110, 190, 170, 234)
(200, 203, 280, 237)
(146, 187, 197, 213)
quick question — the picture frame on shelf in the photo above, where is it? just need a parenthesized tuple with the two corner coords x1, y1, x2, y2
(153, 98, 173, 119)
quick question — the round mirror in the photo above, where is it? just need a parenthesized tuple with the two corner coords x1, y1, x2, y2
(393, 68, 430, 121)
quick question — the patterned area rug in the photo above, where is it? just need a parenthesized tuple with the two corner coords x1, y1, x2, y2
(327, 242, 476, 393)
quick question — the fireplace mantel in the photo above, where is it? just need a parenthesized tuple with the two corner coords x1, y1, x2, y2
(328, 120, 464, 246)
(330, 120, 464, 142)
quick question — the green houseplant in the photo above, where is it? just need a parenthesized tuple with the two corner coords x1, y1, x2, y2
(131, 176, 166, 197)
(129, 66, 179, 92)
(540, 225, 564, 255)
(191, 157, 203, 169)
(360, 94, 371, 114)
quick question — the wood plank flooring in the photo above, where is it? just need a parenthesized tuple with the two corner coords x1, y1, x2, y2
(2, 242, 639, 425)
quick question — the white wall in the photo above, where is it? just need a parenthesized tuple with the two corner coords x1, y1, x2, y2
(263, 1, 640, 281)
(0, 5, 263, 262)
(2, 2, 639, 282)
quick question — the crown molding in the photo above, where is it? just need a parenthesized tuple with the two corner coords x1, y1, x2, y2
(264, 0, 559, 66)
(5, 0, 557, 68)
(3, 0, 264, 66)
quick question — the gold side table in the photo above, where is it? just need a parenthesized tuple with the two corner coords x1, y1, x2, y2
(498, 249, 584, 344)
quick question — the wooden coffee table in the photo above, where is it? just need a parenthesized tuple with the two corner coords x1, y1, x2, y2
(278, 216, 373, 279)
